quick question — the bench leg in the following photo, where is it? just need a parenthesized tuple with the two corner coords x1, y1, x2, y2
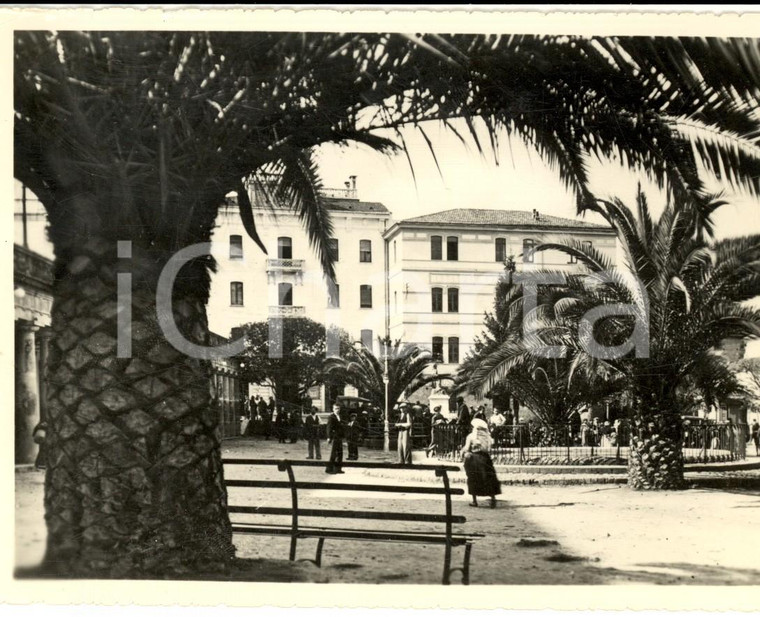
(443, 544, 473, 585)
(462, 543, 473, 586)
(442, 542, 452, 585)
(315, 537, 325, 568)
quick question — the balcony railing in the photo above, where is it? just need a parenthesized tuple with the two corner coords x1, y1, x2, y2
(269, 305, 306, 318)
(266, 258, 304, 271)
(14, 244, 54, 292)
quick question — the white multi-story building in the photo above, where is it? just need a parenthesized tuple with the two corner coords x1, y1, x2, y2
(208, 181, 391, 356)
(383, 208, 618, 378)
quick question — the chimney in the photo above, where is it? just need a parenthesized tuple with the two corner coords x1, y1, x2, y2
(349, 175, 357, 190)
(533, 209, 540, 221)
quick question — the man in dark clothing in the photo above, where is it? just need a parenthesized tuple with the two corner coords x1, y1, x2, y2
(456, 396, 471, 446)
(289, 409, 302, 444)
(304, 407, 322, 459)
(326, 404, 345, 474)
(257, 397, 270, 438)
(456, 397, 470, 425)
(275, 405, 287, 443)
(346, 413, 363, 461)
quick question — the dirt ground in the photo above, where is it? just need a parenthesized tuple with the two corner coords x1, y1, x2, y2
(15, 436, 760, 584)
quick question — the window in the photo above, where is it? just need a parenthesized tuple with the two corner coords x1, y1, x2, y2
(327, 238, 339, 262)
(431, 287, 443, 313)
(360, 284, 373, 308)
(230, 282, 244, 306)
(394, 291, 398, 312)
(432, 337, 444, 362)
(448, 337, 460, 364)
(431, 235, 442, 260)
(447, 288, 459, 313)
(278, 282, 293, 306)
(446, 236, 458, 261)
(359, 239, 372, 263)
(361, 329, 373, 350)
(523, 239, 536, 263)
(327, 282, 340, 308)
(495, 238, 506, 262)
(278, 237, 292, 259)
(230, 235, 243, 260)
(393, 240, 397, 263)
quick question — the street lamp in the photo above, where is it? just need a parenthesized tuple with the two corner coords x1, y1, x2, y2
(383, 339, 390, 453)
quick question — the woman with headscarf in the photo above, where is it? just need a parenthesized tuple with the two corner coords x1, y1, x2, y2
(461, 417, 501, 508)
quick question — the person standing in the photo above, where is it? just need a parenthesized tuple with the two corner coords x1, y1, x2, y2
(32, 421, 47, 470)
(326, 404, 345, 474)
(751, 419, 760, 456)
(461, 417, 501, 508)
(275, 405, 287, 443)
(304, 407, 322, 460)
(289, 409, 302, 444)
(346, 413, 363, 461)
(257, 397, 270, 439)
(456, 397, 471, 442)
(425, 405, 446, 458)
(395, 402, 413, 465)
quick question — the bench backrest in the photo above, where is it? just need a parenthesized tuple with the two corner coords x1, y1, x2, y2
(223, 459, 466, 546)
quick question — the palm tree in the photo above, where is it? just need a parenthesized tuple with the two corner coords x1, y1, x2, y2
(324, 337, 439, 412)
(471, 187, 760, 489)
(459, 259, 621, 425)
(15, 32, 760, 575)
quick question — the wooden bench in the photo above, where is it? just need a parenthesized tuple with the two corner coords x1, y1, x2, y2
(223, 459, 482, 585)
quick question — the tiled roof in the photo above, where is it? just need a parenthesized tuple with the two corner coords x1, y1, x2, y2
(225, 194, 389, 214)
(323, 197, 389, 214)
(399, 208, 610, 230)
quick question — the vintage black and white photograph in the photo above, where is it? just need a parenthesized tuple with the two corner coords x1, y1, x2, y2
(9, 6, 760, 605)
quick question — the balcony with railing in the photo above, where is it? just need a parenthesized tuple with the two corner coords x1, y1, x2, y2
(269, 305, 306, 318)
(266, 258, 304, 272)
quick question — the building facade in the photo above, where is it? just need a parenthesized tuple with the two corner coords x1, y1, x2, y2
(208, 183, 391, 353)
(383, 208, 619, 382)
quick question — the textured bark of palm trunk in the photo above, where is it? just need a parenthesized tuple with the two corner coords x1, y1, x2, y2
(42, 238, 234, 577)
(627, 410, 685, 490)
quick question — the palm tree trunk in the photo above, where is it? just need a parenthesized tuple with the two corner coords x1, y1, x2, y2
(628, 410, 684, 490)
(42, 237, 234, 577)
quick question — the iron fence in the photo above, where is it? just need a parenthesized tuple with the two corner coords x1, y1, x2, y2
(430, 421, 747, 465)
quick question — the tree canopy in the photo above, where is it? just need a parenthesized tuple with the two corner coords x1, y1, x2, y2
(237, 318, 352, 403)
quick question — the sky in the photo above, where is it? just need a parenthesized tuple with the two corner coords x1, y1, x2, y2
(315, 119, 760, 356)
(315, 120, 760, 239)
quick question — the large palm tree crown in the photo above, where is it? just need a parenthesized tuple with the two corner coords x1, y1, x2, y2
(324, 338, 438, 410)
(472, 187, 760, 417)
(15, 33, 760, 284)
